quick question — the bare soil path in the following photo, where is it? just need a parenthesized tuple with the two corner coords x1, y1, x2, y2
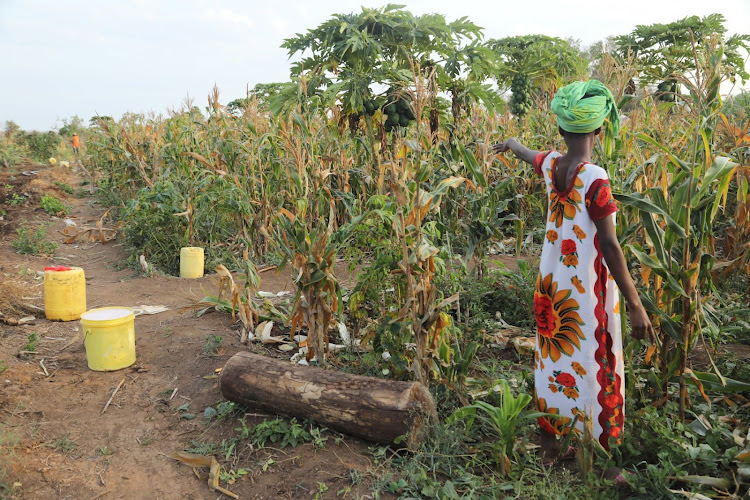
(0, 165, 380, 499)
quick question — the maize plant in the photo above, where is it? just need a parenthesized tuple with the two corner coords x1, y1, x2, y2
(448, 380, 544, 476)
(617, 38, 739, 419)
(273, 201, 364, 365)
(388, 153, 465, 382)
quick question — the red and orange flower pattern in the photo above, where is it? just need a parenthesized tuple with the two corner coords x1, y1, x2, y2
(534, 273, 585, 361)
(548, 370, 580, 400)
(549, 179, 584, 227)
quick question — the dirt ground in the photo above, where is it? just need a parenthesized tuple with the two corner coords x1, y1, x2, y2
(0, 165, 387, 499)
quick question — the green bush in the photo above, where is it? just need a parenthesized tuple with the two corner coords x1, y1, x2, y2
(54, 181, 74, 194)
(40, 195, 69, 216)
(11, 223, 57, 255)
(16, 131, 60, 163)
(0, 141, 28, 168)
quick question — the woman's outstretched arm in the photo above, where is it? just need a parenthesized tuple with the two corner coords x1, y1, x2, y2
(492, 138, 541, 165)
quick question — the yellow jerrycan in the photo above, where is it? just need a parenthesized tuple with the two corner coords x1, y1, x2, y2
(44, 266, 86, 321)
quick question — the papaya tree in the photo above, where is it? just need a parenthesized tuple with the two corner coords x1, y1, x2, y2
(488, 35, 586, 117)
(438, 40, 504, 126)
(280, 5, 484, 135)
(614, 13, 750, 97)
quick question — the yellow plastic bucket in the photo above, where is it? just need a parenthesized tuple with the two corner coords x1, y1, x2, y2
(180, 247, 204, 278)
(44, 266, 86, 321)
(81, 307, 136, 371)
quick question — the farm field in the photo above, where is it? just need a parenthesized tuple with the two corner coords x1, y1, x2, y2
(0, 164, 388, 499)
(2, 7, 750, 500)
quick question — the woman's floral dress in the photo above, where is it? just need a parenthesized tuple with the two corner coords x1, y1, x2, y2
(532, 151, 624, 449)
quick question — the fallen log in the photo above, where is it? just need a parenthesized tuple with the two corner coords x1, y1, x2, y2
(219, 351, 436, 447)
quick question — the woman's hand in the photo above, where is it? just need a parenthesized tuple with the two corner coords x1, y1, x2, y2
(627, 302, 654, 342)
(492, 138, 518, 153)
(491, 138, 539, 164)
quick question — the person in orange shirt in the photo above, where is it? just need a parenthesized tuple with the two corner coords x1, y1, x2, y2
(72, 133, 80, 155)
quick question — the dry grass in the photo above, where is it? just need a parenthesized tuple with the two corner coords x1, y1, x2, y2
(0, 279, 41, 317)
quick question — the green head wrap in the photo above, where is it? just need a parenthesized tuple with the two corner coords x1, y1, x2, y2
(551, 80, 619, 137)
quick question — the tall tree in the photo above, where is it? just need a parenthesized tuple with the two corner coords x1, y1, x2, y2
(438, 40, 504, 125)
(614, 13, 750, 89)
(281, 5, 487, 134)
(488, 35, 586, 117)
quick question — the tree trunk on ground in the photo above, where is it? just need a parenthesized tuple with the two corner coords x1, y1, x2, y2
(219, 351, 436, 447)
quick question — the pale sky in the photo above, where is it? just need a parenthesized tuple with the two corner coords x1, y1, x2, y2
(1, 0, 748, 131)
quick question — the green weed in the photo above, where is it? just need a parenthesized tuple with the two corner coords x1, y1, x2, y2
(96, 446, 114, 456)
(11, 223, 56, 255)
(6, 193, 26, 206)
(22, 333, 39, 353)
(203, 334, 222, 355)
(54, 181, 74, 194)
(236, 417, 324, 449)
(137, 434, 153, 446)
(40, 195, 69, 216)
(219, 468, 248, 484)
(185, 441, 216, 455)
(48, 434, 77, 454)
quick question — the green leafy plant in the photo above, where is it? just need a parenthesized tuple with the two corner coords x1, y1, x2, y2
(449, 379, 543, 475)
(237, 417, 321, 449)
(219, 468, 248, 484)
(203, 334, 222, 355)
(11, 223, 56, 255)
(22, 333, 39, 353)
(54, 181, 74, 194)
(40, 194, 69, 216)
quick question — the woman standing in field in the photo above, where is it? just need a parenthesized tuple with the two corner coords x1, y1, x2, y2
(493, 80, 653, 462)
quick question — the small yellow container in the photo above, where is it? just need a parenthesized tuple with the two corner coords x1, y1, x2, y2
(180, 247, 204, 278)
(81, 307, 136, 371)
(44, 266, 86, 321)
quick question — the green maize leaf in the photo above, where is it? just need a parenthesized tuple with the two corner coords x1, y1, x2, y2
(291, 113, 309, 135)
(642, 213, 667, 267)
(458, 143, 487, 188)
(711, 162, 738, 220)
(671, 179, 690, 227)
(629, 246, 687, 296)
(646, 186, 669, 212)
(685, 371, 750, 393)
(417, 241, 439, 260)
(639, 294, 682, 344)
(307, 269, 327, 286)
(697, 156, 738, 202)
(433, 176, 468, 198)
(614, 192, 686, 237)
(635, 133, 691, 172)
